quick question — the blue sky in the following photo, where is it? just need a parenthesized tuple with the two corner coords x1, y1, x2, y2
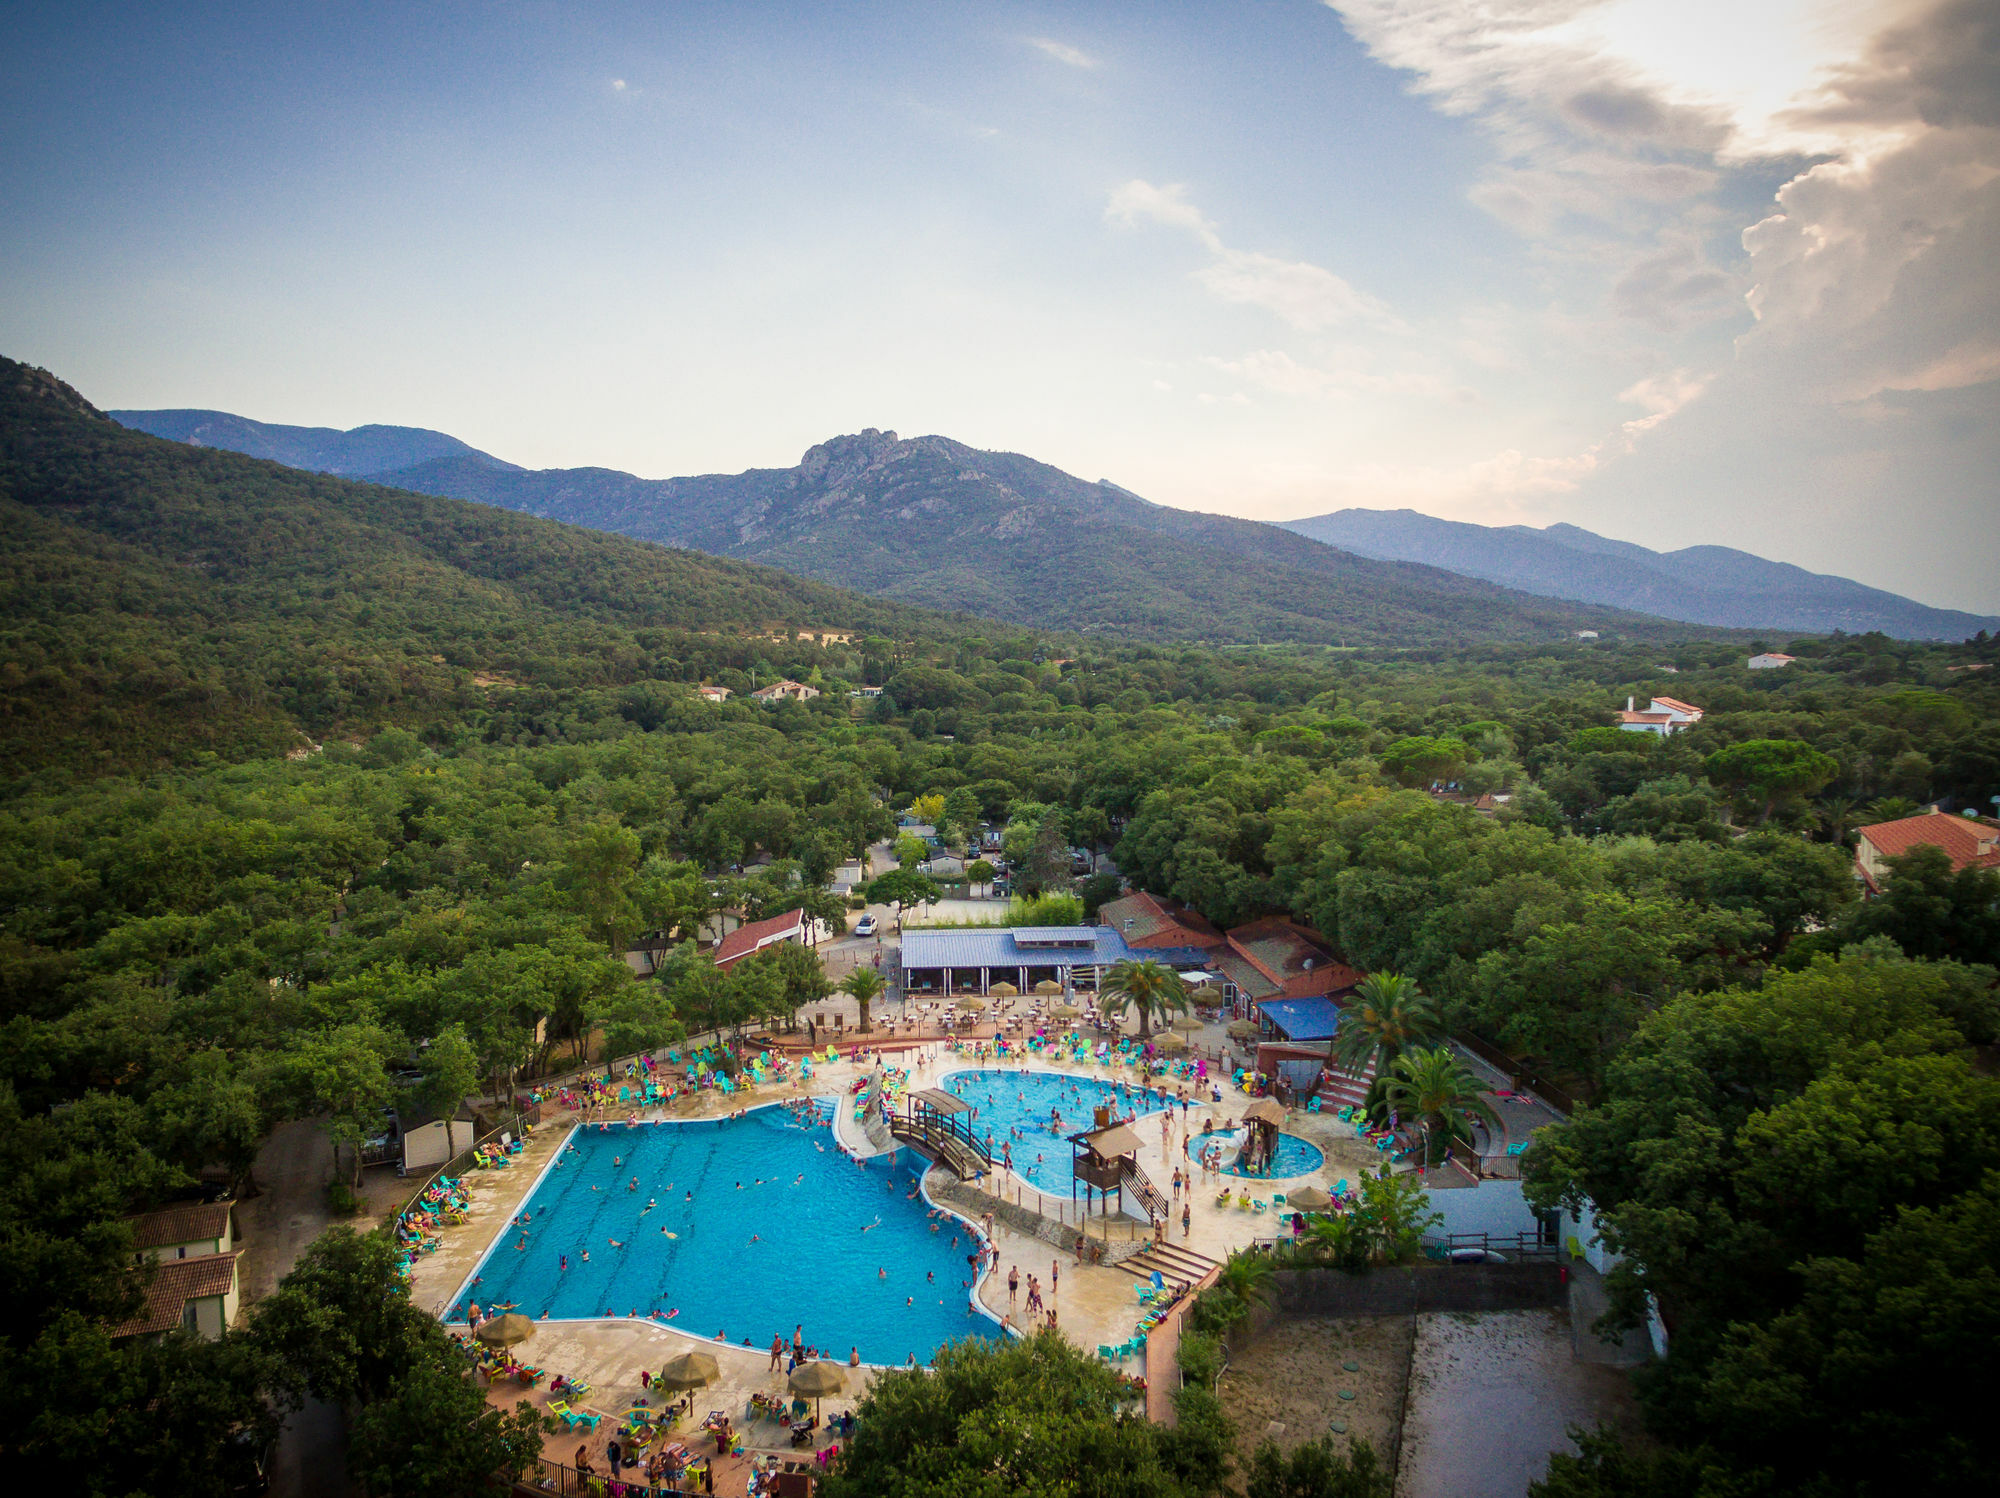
(3, 0, 1995, 611)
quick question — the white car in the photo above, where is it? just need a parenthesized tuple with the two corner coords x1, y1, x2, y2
(854, 914, 878, 937)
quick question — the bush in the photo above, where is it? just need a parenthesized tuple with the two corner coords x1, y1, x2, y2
(325, 1180, 363, 1217)
(1003, 892, 1084, 926)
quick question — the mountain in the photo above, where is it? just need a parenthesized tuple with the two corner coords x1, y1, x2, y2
(111, 412, 1684, 647)
(0, 361, 968, 774)
(1282, 509, 1998, 642)
(105, 407, 520, 477)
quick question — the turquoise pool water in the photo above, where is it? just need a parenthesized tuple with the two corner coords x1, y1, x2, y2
(1192, 1128, 1325, 1180)
(445, 1107, 997, 1366)
(939, 1068, 1179, 1195)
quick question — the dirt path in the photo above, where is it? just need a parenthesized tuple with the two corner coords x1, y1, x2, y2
(1217, 1314, 1415, 1487)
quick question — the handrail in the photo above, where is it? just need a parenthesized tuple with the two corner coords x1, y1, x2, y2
(1120, 1156, 1170, 1221)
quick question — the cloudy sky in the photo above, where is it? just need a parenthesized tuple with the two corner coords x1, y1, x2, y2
(3, 1, 1995, 611)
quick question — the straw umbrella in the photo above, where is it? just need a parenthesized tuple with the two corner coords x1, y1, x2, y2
(1243, 1097, 1288, 1126)
(959, 996, 988, 1013)
(474, 1312, 536, 1348)
(788, 1360, 846, 1419)
(989, 981, 1019, 998)
(1033, 979, 1063, 995)
(1155, 1032, 1188, 1053)
(653, 1349, 720, 1392)
(1287, 1185, 1333, 1212)
(1050, 1003, 1081, 1021)
(1170, 1014, 1204, 1035)
(1227, 1019, 1259, 1040)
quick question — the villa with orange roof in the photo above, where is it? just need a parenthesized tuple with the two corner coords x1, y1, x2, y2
(1853, 806, 2000, 894)
(1616, 694, 1704, 736)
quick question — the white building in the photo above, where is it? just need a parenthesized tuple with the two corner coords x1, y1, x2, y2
(1616, 695, 1704, 736)
(1747, 653, 1796, 669)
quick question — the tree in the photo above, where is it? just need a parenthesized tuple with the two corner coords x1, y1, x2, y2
(1213, 1246, 1276, 1308)
(866, 869, 943, 930)
(269, 1023, 398, 1185)
(251, 1227, 440, 1407)
(840, 965, 886, 1032)
(1025, 807, 1075, 895)
(1327, 972, 1440, 1098)
(1308, 1166, 1440, 1269)
(584, 980, 685, 1061)
(1704, 739, 1838, 823)
(892, 832, 931, 870)
(1100, 958, 1190, 1040)
(908, 793, 947, 827)
(1375, 1046, 1499, 1166)
(1528, 1426, 1756, 1498)
(1246, 1435, 1393, 1498)
(940, 786, 981, 842)
(753, 940, 831, 1019)
(820, 1331, 1208, 1498)
(965, 858, 996, 895)
(559, 820, 642, 951)
(1379, 735, 1470, 787)
(348, 1360, 550, 1498)
(415, 1022, 480, 1123)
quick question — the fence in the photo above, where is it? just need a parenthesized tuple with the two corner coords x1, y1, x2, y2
(1454, 1032, 1580, 1116)
(518, 1456, 703, 1497)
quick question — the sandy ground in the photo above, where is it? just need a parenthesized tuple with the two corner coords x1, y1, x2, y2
(1397, 1309, 1638, 1498)
(1217, 1314, 1415, 1485)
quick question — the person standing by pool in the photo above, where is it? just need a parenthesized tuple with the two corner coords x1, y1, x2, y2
(769, 1334, 784, 1371)
(1008, 1266, 1019, 1306)
(1182, 1202, 1193, 1238)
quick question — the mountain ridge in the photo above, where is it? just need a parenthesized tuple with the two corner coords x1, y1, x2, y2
(1283, 507, 1997, 641)
(109, 409, 1685, 647)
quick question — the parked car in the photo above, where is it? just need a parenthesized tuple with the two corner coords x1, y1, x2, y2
(854, 914, 878, 937)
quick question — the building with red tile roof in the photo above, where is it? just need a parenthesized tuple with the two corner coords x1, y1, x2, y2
(1854, 807, 2000, 893)
(1616, 694, 1703, 736)
(1097, 890, 1224, 951)
(710, 906, 808, 967)
(1216, 917, 1363, 1003)
(130, 1201, 236, 1260)
(112, 1252, 242, 1340)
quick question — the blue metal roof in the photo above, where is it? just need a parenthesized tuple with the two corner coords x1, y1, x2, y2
(901, 926, 1142, 970)
(1258, 997, 1342, 1042)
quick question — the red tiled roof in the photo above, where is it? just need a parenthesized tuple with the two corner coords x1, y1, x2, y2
(129, 1201, 233, 1251)
(1617, 711, 1673, 724)
(1223, 918, 1360, 996)
(712, 907, 807, 966)
(1098, 891, 1224, 949)
(111, 1252, 240, 1338)
(1857, 812, 2000, 873)
(1650, 696, 1704, 716)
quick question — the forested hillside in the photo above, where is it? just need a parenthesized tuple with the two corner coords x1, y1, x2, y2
(0, 360, 980, 774)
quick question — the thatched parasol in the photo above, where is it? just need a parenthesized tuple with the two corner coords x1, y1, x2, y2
(474, 1312, 535, 1347)
(788, 1360, 847, 1417)
(1050, 1003, 1081, 1021)
(1287, 1185, 1333, 1212)
(1033, 979, 1063, 995)
(1169, 1014, 1204, 1035)
(958, 995, 988, 1012)
(1155, 1032, 1188, 1052)
(989, 981, 1019, 997)
(1227, 1019, 1260, 1039)
(1242, 1097, 1288, 1126)
(653, 1349, 720, 1391)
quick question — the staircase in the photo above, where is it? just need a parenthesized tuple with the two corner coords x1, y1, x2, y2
(1113, 1239, 1218, 1287)
(1119, 1157, 1170, 1221)
(1315, 1055, 1376, 1112)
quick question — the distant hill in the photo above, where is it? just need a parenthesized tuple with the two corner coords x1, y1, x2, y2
(1, 362, 964, 774)
(112, 412, 1682, 647)
(1283, 509, 1997, 642)
(106, 407, 520, 477)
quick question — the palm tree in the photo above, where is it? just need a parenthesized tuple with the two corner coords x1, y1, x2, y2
(1099, 958, 1189, 1041)
(839, 966, 887, 1033)
(1376, 1046, 1499, 1167)
(1328, 971, 1441, 1088)
(1213, 1247, 1276, 1307)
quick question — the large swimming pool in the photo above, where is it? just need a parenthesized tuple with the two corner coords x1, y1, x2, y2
(1192, 1128, 1325, 1180)
(939, 1068, 1181, 1196)
(445, 1107, 998, 1366)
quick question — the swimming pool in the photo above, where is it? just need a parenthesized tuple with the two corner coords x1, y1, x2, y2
(939, 1068, 1181, 1196)
(1192, 1128, 1325, 1180)
(445, 1106, 998, 1366)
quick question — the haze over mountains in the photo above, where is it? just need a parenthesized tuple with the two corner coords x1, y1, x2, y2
(1283, 510, 1998, 643)
(111, 407, 1656, 647)
(111, 404, 1992, 644)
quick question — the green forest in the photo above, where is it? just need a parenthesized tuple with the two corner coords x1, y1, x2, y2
(3, 357, 1998, 1496)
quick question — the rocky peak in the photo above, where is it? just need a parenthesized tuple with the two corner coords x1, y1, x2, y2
(798, 428, 901, 486)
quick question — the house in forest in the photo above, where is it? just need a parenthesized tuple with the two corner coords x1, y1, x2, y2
(1616, 694, 1704, 736)
(1853, 806, 2000, 894)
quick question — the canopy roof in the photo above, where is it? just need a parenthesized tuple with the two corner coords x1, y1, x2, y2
(911, 1088, 971, 1115)
(1079, 1122, 1142, 1159)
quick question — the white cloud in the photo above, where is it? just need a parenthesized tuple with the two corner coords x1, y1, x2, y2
(1207, 349, 1472, 402)
(1106, 179, 1403, 332)
(1027, 37, 1098, 69)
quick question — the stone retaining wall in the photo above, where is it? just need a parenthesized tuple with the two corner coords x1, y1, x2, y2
(927, 1172, 1153, 1264)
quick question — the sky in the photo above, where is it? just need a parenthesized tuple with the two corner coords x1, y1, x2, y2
(2, 0, 1995, 612)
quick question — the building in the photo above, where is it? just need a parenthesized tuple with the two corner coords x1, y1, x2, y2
(1210, 917, 1363, 1008)
(1574, 630, 1599, 640)
(1747, 653, 1797, 669)
(850, 686, 884, 698)
(900, 925, 1215, 998)
(751, 679, 820, 703)
(115, 1202, 242, 1340)
(1616, 694, 1704, 736)
(1854, 807, 2000, 894)
(697, 685, 732, 702)
(1098, 890, 1225, 952)
(710, 906, 809, 967)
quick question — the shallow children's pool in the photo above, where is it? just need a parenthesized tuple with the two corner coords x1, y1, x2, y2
(938, 1067, 1181, 1196)
(1192, 1127, 1326, 1180)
